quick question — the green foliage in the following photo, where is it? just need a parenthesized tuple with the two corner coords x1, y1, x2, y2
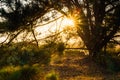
(0, 42, 51, 67)
(57, 42, 65, 53)
(0, 41, 66, 68)
(45, 71, 59, 80)
(8, 70, 21, 80)
(9, 66, 38, 80)
(94, 50, 120, 72)
(0, 0, 51, 32)
(0, 66, 39, 80)
(0, 71, 10, 80)
(43, 40, 65, 56)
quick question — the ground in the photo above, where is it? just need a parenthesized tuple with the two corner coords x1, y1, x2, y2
(43, 51, 120, 80)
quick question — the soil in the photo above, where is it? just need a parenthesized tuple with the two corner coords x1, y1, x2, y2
(43, 52, 120, 80)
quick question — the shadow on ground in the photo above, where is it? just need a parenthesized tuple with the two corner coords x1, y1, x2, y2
(44, 52, 120, 80)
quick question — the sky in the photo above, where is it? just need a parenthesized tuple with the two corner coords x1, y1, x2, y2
(0, 10, 82, 48)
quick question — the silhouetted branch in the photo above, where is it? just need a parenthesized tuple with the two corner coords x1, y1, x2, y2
(7, 29, 23, 45)
(35, 15, 64, 27)
(31, 28, 38, 46)
(29, 30, 63, 43)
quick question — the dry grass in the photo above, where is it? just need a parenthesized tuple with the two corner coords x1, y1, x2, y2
(1, 51, 120, 80)
(43, 51, 120, 80)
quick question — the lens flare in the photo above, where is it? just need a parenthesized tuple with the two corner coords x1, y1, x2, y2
(62, 17, 75, 27)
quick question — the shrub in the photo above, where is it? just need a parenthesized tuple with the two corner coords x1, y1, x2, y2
(95, 50, 120, 72)
(57, 42, 65, 56)
(45, 71, 59, 80)
(8, 66, 39, 80)
(0, 42, 51, 67)
(8, 70, 21, 80)
(0, 65, 42, 80)
(0, 71, 10, 80)
(43, 41, 65, 55)
(29, 49, 51, 65)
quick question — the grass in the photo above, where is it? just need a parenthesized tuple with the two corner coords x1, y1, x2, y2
(44, 50, 120, 80)
(0, 51, 120, 80)
(0, 42, 120, 80)
(45, 71, 59, 80)
(0, 65, 42, 80)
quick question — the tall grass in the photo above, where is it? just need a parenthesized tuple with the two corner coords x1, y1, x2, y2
(95, 44, 120, 72)
(45, 71, 59, 80)
(0, 42, 51, 67)
(0, 65, 40, 80)
(0, 41, 65, 80)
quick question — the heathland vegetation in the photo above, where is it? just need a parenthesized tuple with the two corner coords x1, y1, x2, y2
(0, 0, 120, 80)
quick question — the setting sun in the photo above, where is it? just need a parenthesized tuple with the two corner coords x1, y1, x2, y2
(62, 17, 75, 27)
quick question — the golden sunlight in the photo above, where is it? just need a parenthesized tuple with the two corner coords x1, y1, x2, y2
(61, 17, 75, 27)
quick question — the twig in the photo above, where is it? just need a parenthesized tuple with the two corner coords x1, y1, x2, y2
(7, 29, 23, 45)
(35, 15, 64, 27)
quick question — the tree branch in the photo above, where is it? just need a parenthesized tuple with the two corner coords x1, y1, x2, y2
(7, 29, 23, 45)
(35, 15, 64, 27)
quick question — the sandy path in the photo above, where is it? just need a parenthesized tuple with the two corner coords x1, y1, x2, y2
(44, 52, 120, 80)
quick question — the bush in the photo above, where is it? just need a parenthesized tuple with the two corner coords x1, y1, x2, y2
(0, 66, 40, 80)
(95, 51, 120, 72)
(29, 49, 51, 65)
(57, 42, 65, 56)
(0, 42, 51, 67)
(13, 66, 38, 80)
(0, 71, 10, 80)
(0, 41, 65, 67)
(45, 71, 59, 80)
